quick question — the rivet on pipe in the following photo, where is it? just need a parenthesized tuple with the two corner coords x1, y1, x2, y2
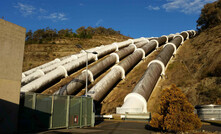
(161, 35, 169, 43)
(173, 35, 184, 44)
(112, 65, 125, 79)
(82, 70, 94, 83)
(57, 66, 68, 77)
(129, 44, 137, 52)
(112, 43, 119, 51)
(136, 48, 145, 59)
(110, 53, 120, 63)
(128, 39, 134, 44)
(148, 60, 165, 76)
(164, 43, 177, 55)
(150, 39, 159, 49)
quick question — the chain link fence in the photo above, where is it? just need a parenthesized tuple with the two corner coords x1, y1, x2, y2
(19, 93, 94, 132)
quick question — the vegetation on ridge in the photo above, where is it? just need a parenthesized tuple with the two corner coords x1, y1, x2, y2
(25, 26, 122, 44)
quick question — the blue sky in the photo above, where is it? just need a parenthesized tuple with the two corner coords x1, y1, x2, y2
(0, 0, 217, 38)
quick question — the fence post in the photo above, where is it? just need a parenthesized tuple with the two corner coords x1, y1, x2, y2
(66, 96, 70, 129)
(32, 93, 36, 110)
(91, 98, 94, 127)
(50, 95, 54, 129)
(80, 97, 82, 128)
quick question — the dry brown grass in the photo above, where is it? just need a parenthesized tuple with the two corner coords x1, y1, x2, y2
(23, 35, 130, 71)
(149, 25, 221, 108)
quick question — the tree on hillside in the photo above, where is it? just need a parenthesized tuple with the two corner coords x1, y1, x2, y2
(150, 84, 201, 132)
(197, 0, 221, 31)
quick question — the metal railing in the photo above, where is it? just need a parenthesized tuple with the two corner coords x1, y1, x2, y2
(19, 92, 95, 132)
(195, 105, 221, 121)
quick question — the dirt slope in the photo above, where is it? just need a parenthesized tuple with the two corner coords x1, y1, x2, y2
(23, 35, 130, 71)
(148, 25, 221, 113)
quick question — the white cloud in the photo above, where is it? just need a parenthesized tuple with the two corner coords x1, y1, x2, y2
(39, 8, 47, 13)
(79, 3, 84, 6)
(96, 19, 103, 26)
(146, 5, 160, 11)
(162, 0, 217, 14)
(14, 3, 68, 21)
(14, 2, 35, 16)
(39, 13, 68, 21)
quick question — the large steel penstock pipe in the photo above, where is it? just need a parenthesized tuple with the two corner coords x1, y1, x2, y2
(54, 40, 149, 95)
(88, 36, 170, 102)
(116, 30, 195, 114)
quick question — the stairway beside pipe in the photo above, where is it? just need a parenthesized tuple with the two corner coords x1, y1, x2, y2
(86, 35, 169, 103)
(116, 30, 196, 114)
(21, 37, 148, 93)
(54, 39, 149, 95)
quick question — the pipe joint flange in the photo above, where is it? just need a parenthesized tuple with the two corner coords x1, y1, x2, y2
(80, 50, 86, 53)
(136, 48, 145, 59)
(124, 93, 147, 113)
(82, 70, 94, 82)
(36, 69, 45, 76)
(161, 35, 169, 43)
(57, 66, 68, 77)
(148, 60, 165, 76)
(112, 43, 119, 51)
(164, 43, 177, 55)
(93, 54, 98, 61)
(129, 43, 137, 52)
(173, 35, 184, 44)
(140, 37, 149, 43)
(112, 65, 125, 79)
(71, 55, 78, 60)
(181, 31, 189, 40)
(192, 30, 196, 36)
(128, 39, 134, 44)
(150, 39, 159, 49)
(110, 53, 120, 63)
(54, 58, 61, 62)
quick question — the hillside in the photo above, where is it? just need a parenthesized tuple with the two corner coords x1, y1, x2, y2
(23, 34, 130, 71)
(148, 24, 221, 113)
